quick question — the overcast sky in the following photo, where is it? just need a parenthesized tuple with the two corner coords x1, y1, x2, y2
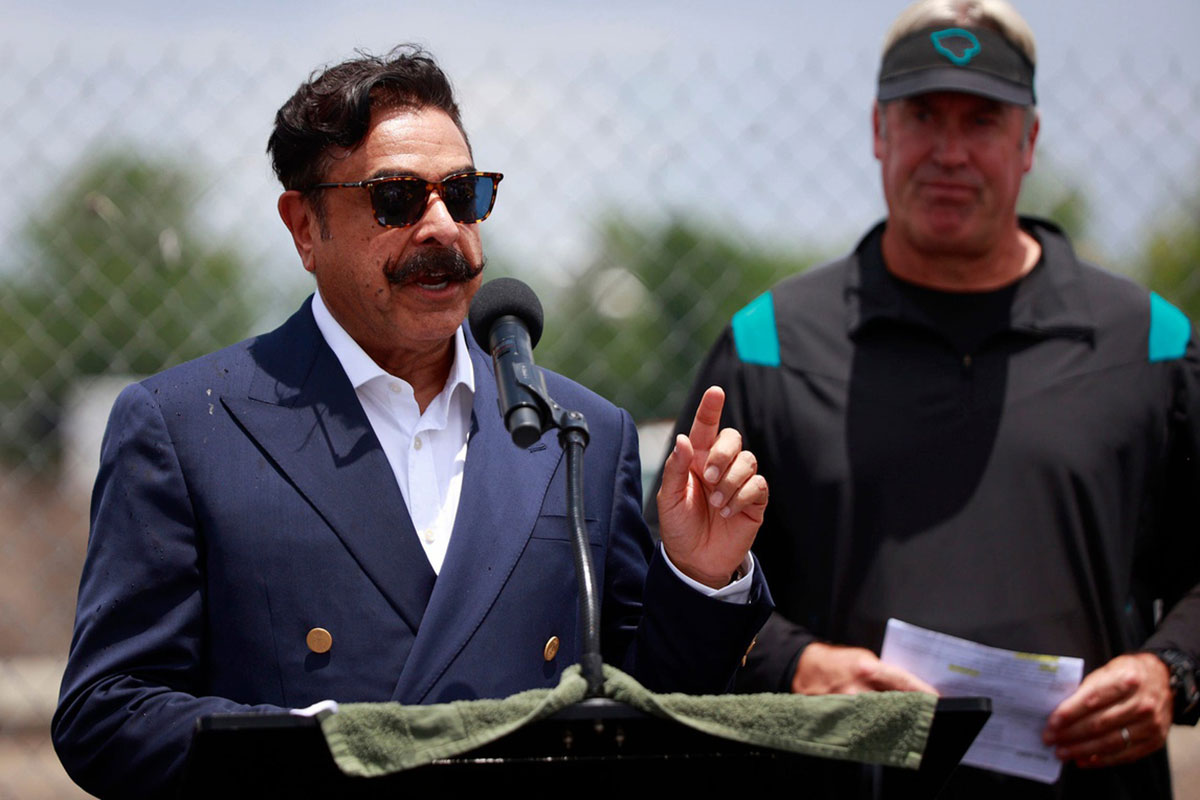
(7, 1, 1199, 68)
(4, 1, 1198, 293)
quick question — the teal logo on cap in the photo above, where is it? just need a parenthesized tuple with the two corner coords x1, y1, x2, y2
(931, 28, 981, 65)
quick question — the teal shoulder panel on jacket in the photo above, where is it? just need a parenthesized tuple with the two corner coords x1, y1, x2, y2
(731, 291, 780, 367)
(1149, 292, 1190, 362)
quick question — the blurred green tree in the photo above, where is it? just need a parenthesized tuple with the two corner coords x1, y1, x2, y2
(536, 215, 821, 422)
(1018, 169, 1089, 242)
(1140, 194, 1200, 322)
(0, 151, 256, 472)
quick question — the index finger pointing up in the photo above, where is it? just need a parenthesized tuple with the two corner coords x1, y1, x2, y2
(688, 386, 726, 455)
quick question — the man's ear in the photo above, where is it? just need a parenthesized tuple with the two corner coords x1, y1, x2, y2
(872, 101, 885, 161)
(1022, 111, 1040, 173)
(278, 190, 320, 273)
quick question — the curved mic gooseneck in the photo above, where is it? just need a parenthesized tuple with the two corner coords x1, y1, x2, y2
(469, 278, 603, 697)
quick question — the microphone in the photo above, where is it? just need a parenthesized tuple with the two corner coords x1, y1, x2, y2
(468, 277, 549, 448)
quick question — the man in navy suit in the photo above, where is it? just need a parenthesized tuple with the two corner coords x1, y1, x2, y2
(52, 47, 772, 798)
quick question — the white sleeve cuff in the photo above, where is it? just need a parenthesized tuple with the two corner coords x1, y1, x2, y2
(660, 543, 755, 604)
(289, 699, 339, 718)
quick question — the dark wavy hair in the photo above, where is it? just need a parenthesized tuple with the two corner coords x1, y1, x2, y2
(267, 45, 469, 193)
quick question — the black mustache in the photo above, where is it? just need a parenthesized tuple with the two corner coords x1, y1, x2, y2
(384, 247, 483, 286)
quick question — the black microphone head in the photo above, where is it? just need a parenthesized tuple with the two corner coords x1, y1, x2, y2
(469, 277, 544, 348)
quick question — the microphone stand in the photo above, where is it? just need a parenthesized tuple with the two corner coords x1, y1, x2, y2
(513, 377, 604, 698)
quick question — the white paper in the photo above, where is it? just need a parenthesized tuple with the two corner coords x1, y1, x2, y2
(880, 618, 1084, 784)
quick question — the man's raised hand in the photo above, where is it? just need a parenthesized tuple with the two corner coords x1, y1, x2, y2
(656, 386, 767, 589)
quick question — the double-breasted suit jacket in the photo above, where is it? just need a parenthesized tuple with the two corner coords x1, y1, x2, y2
(53, 299, 771, 798)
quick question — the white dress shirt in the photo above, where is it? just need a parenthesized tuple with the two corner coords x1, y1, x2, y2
(312, 290, 471, 574)
(310, 289, 752, 598)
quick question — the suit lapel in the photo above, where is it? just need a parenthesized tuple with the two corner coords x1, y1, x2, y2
(393, 341, 562, 704)
(222, 300, 436, 636)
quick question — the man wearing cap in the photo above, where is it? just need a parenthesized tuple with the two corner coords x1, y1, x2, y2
(662, 0, 1200, 796)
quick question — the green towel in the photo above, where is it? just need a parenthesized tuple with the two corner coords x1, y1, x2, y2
(321, 667, 589, 777)
(319, 665, 935, 777)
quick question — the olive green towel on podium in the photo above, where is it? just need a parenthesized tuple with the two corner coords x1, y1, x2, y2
(320, 664, 935, 777)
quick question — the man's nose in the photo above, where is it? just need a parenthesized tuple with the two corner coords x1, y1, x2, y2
(931, 124, 969, 166)
(411, 190, 460, 246)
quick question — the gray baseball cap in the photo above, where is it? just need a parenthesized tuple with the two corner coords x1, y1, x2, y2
(878, 26, 1036, 105)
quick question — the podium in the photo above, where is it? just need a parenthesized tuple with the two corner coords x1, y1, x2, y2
(182, 696, 989, 798)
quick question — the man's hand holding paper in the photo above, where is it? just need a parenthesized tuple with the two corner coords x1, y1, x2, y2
(1043, 653, 1173, 768)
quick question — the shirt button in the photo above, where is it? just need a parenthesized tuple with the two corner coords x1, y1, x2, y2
(389, 382, 402, 394)
(422, 528, 436, 543)
(413, 436, 423, 450)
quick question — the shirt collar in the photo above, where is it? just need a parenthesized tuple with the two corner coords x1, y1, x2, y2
(845, 217, 1096, 340)
(310, 288, 475, 409)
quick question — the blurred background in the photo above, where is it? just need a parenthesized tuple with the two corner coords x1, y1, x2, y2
(2, 1, 1199, 796)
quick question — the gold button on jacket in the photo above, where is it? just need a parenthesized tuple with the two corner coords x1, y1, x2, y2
(306, 627, 333, 654)
(543, 636, 560, 662)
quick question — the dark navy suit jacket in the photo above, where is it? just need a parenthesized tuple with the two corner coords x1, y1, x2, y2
(53, 299, 770, 798)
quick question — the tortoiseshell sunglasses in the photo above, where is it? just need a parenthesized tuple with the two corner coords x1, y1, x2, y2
(308, 171, 503, 228)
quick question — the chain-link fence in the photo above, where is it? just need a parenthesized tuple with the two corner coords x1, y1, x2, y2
(1, 37, 1198, 798)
